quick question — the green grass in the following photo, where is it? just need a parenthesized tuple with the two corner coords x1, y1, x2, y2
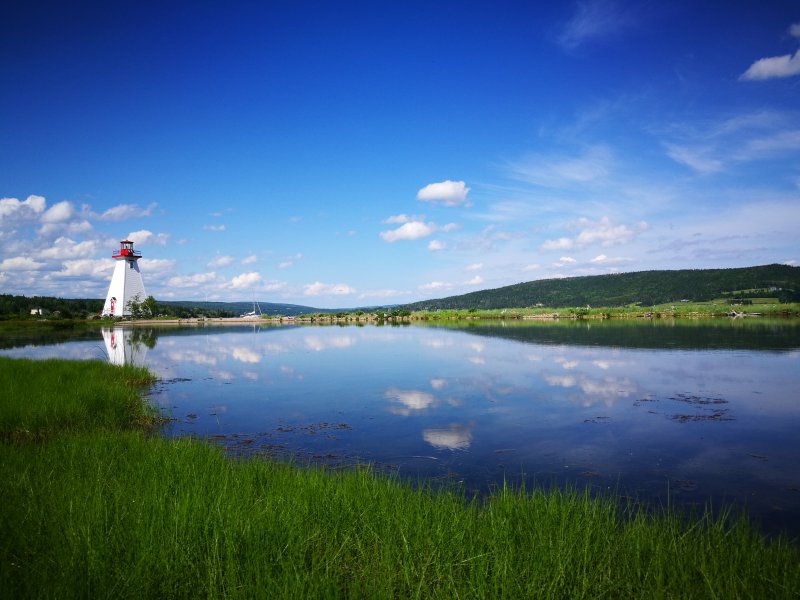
(1, 358, 799, 598)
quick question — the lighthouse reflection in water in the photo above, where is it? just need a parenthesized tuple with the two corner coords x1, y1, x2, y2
(101, 327, 154, 367)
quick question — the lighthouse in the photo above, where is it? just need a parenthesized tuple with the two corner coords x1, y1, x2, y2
(102, 240, 147, 317)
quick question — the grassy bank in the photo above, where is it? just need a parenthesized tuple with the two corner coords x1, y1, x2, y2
(1, 359, 798, 597)
(290, 302, 800, 323)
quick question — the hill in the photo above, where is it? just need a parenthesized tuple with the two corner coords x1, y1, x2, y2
(400, 264, 800, 311)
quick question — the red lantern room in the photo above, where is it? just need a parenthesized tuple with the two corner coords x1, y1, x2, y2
(112, 240, 142, 259)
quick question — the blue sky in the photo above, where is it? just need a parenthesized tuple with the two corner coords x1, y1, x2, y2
(2, 1, 799, 308)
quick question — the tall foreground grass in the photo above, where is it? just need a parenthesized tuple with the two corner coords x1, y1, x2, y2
(1, 358, 798, 598)
(0, 357, 156, 441)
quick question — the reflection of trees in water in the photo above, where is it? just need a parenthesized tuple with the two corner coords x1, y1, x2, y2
(129, 328, 157, 349)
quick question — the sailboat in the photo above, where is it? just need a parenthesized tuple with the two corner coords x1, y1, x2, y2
(240, 300, 262, 319)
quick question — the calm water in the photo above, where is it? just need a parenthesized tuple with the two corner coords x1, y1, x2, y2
(3, 320, 799, 536)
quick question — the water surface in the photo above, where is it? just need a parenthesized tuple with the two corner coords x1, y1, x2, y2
(3, 319, 799, 536)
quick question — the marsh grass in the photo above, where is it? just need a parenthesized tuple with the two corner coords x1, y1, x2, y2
(1, 358, 798, 598)
(0, 357, 157, 442)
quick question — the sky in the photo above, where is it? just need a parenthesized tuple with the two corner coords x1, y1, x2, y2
(1, 1, 799, 308)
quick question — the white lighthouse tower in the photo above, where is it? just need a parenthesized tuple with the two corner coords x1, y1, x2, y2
(102, 240, 147, 317)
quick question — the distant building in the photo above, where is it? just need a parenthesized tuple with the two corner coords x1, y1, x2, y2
(30, 307, 46, 316)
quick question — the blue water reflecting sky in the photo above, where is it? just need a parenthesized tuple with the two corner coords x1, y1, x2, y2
(3, 321, 799, 535)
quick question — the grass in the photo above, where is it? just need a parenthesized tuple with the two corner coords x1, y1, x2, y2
(1, 358, 799, 598)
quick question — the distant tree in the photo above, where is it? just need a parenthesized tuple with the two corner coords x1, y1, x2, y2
(143, 295, 157, 318)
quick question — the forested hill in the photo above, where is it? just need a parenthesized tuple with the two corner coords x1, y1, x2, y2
(401, 264, 800, 310)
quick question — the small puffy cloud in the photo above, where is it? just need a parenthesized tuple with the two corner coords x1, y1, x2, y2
(0, 256, 45, 270)
(465, 275, 484, 285)
(204, 224, 225, 231)
(590, 254, 632, 265)
(303, 281, 356, 296)
(522, 263, 540, 272)
(241, 254, 257, 265)
(380, 220, 435, 242)
(97, 202, 156, 221)
(416, 180, 470, 206)
(465, 263, 483, 271)
(208, 255, 233, 268)
(541, 237, 574, 251)
(440, 222, 460, 232)
(231, 271, 262, 289)
(383, 214, 411, 224)
(428, 240, 446, 251)
(741, 49, 800, 81)
(41, 200, 73, 223)
(541, 217, 645, 252)
(553, 256, 576, 267)
(128, 230, 169, 246)
(0, 195, 45, 219)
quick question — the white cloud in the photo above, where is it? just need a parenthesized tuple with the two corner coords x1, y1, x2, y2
(380, 221, 435, 242)
(208, 255, 233, 268)
(0, 195, 45, 219)
(303, 281, 356, 296)
(97, 202, 156, 221)
(428, 240, 446, 251)
(203, 224, 225, 231)
(127, 230, 169, 246)
(38, 220, 92, 236)
(139, 258, 176, 274)
(553, 256, 576, 267)
(56, 259, 113, 278)
(38, 237, 100, 259)
(231, 272, 262, 289)
(0, 256, 45, 270)
(383, 214, 410, 224)
(507, 145, 612, 188)
(558, 0, 641, 50)
(590, 254, 631, 265)
(440, 222, 460, 232)
(465, 275, 484, 285)
(541, 237, 574, 251)
(41, 200, 73, 223)
(522, 263, 540, 272)
(167, 272, 219, 288)
(541, 217, 645, 252)
(416, 180, 470, 206)
(241, 254, 257, 265)
(741, 49, 800, 81)
(465, 263, 483, 271)
(665, 144, 724, 174)
(419, 281, 452, 291)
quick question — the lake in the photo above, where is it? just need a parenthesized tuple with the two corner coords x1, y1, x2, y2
(3, 319, 799, 536)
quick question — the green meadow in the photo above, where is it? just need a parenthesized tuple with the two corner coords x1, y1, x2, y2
(1, 357, 798, 598)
